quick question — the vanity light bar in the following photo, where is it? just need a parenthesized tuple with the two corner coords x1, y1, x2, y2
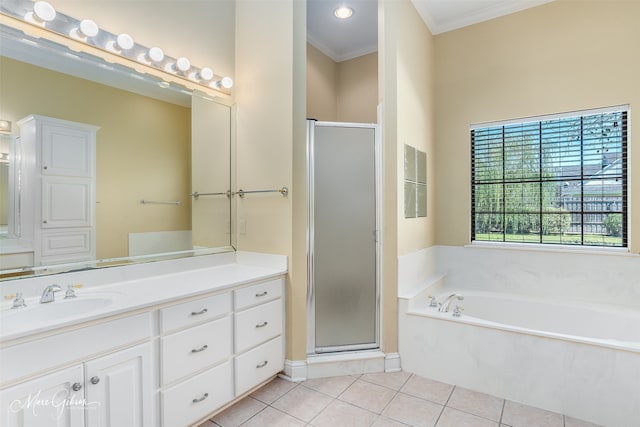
(0, 0, 233, 94)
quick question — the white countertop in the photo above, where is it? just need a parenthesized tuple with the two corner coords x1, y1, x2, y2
(0, 252, 287, 343)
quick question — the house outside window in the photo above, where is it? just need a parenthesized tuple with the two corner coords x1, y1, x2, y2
(471, 107, 628, 248)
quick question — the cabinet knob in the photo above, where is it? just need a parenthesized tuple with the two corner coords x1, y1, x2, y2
(192, 393, 209, 403)
(256, 360, 268, 369)
(255, 291, 268, 297)
(191, 308, 208, 316)
(72, 382, 83, 391)
(43, 220, 48, 224)
(255, 321, 268, 328)
(43, 165, 48, 170)
(90, 376, 100, 385)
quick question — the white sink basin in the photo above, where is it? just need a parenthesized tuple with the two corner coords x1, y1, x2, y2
(1, 293, 118, 329)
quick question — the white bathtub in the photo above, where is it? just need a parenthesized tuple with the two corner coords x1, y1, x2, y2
(398, 288, 640, 427)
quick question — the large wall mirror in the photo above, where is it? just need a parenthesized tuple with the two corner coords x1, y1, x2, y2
(0, 24, 235, 280)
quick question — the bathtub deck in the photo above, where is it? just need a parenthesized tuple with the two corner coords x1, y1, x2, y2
(197, 371, 601, 427)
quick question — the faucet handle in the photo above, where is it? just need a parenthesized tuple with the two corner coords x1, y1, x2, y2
(11, 292, 27, 309)
(65, 285, 78, 299)
(453, 305, 464, 317)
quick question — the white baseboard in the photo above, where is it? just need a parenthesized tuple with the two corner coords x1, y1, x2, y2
(282, 359, 308, 382)
(385, 352, 402, 372)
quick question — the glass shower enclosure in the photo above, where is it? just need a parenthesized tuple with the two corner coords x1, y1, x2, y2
(306, 120, 380, 354)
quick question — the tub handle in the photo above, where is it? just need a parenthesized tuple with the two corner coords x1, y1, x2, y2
(428, 295, 438, 308)
(453, 305, 464, 317)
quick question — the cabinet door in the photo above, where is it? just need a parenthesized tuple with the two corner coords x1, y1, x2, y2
(84, 343, 152, 427)
(41, 177, 93, 228)
(41, 123, 94, 177)
(0, 365, 85, 427)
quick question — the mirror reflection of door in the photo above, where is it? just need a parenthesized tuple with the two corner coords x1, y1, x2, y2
(0, 134, 19, 238)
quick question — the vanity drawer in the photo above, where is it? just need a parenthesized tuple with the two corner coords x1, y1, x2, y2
(162, 360, 233, 427)
(161, 292, 231, 334)
(234, 278, 282, 310)
(235, 336, 283, 396)
(161, 316, 231, 385)
(235, 299, 282, 353)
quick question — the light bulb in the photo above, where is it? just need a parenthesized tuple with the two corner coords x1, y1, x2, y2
(212, 77, 233, 89)
(116, 33, 134, 50)
(140, 47, 165, 63)
(148, 47, 164, 63)
(70, 19, 99, 39)
(33, 1, 56, 22)
(333, 7, 353, 19)
(107, 33, 134, 53)
(166, 57, 191, 73)
(26, 1, 56, 24)
(199, 67, 214, 81)
(190, 67, 214, 81)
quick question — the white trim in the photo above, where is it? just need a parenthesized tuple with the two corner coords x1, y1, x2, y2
(281, 360, 307, 383)
(467, 241, 636, 257)
(306, 36, 377, 63)
(412, 0, 555, 35)
(384, 353, 402, 372)
(306, 350, 386, 379)
(470, 104, 630, 130)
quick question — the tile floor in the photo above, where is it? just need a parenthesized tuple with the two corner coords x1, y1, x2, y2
(198, 371, 603, 427)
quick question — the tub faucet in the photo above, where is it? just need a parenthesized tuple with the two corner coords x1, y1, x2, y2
(40, 284, 62, 304)
(438, 293, 464, 313)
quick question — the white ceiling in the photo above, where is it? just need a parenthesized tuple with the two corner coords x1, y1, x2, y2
(307, 0, 555, 62)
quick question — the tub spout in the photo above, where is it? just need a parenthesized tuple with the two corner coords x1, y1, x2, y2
(438, 293, 464, 312)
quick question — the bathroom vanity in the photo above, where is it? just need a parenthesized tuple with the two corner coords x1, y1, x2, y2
(0, 252, 287, 427)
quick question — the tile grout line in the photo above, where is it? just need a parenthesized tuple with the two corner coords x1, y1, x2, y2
(499, 398, 506, 426)
(432, 384, 456, 426)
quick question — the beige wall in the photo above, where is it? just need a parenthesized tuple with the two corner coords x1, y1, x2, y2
(307, 43, 337, 121)
(0, 57, 191, 259)
(307, 44, 378, 123)
(378, 0, 435, 354)
(52, 0, 235, 78)
(434, 0, 640, 253)
(336, 52, 378, 123)
(396, 0, 436, 255)
(235, 0, 309, 361)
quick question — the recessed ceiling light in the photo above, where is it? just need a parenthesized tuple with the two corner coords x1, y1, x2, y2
(334, 6, 354, 19)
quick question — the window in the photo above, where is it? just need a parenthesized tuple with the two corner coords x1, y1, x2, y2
(471, 107, 627, 247)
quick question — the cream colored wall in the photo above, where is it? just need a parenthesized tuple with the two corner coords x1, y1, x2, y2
(52, 0, 235, 78)
(307, 43, 337, 121)
(307, 44, 378, 123)
(396, 1, 435, 255)
(378, 0, 435, 355)
(378, 0, 399, 355)
(434, 0, 640, 253)
(235, 0, 309, 361)
(336, 52, 378, 123)
(0, 57, 191, 259)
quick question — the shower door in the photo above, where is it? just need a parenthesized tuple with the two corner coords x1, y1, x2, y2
(307, 120, 379, 354)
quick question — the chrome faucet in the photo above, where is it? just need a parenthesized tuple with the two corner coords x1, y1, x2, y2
(438, 293, 464, 313)
(40, 284, 62, 303)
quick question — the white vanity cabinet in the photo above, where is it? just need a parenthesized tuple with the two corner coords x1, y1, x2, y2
(158, 277, 285, 426)
(233, 279, 284, 396)
(0, 269, 286, 427)
(17, 114, 98, 266)
(0, 312, 153, 427)
(84, 343, 152, 427)
(0, 365, 86, 427)
(159, 292, 234, 427)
